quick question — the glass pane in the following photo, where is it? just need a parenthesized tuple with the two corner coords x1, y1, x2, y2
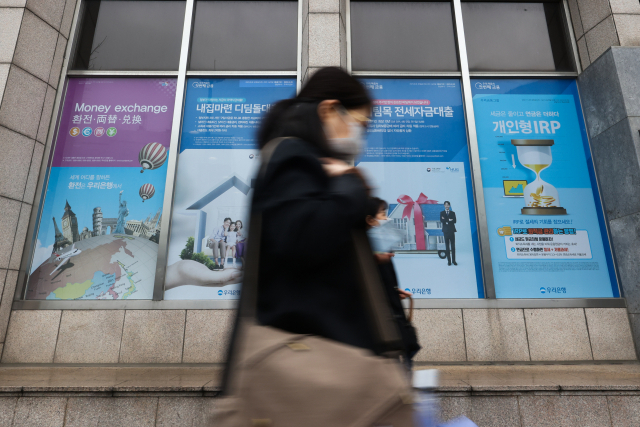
(72, 0, 186, 71)
(356, 78, 484, 298)
(165, 78, 296, 299)
(351, 2, 458, 72)
(190, 1, 298, 71)
(470, 79, 618, 298)
(461, 2, 575, 72)
(26, 77, 178, 300)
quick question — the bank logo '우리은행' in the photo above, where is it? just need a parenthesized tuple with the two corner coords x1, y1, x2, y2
(192, 81, 213, 89)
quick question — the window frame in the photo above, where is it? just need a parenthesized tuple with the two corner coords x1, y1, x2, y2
(14, 0, 624, 311)
(347, 0, 622, 309)
(14, 0, 303, 310)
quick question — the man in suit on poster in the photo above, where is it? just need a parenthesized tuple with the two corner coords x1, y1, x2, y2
(440, 201, 457, 266)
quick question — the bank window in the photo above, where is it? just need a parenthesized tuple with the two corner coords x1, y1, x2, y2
(461, 2, 575, 72)
(189, 0, 298, 71)
(350, 1, 458, 72)
(72, 0, 187, 71)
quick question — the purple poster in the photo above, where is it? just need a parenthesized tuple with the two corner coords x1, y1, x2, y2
(26, 78, 176, 300)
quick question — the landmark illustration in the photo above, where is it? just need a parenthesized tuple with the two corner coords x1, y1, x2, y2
(49, 194, 163, 255)
(115, 191, 129, 234)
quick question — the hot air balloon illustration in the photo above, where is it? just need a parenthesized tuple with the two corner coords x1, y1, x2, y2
(139, 183, 155, 202)
(138, 142, 167, 173)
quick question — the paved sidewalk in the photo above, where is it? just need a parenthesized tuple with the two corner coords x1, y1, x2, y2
(0, 364, 639, 426)
(0, 363, 638, 395)
(420, 363, 640, 393)
(0, 365, 223, 395)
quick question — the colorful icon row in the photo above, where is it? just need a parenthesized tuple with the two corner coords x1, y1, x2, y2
(69, 127, 117, 137)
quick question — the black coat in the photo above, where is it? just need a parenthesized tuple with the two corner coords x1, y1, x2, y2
(251, 138, 379, 353)
(377, 261, 421, 358)
(440, 210, 457, 235)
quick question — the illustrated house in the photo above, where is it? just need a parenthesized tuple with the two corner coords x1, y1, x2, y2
(183, 174, 253, 253)
(387, 202, 445, 251)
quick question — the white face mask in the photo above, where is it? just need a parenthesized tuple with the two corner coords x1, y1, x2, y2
(376, 218, 392, 227)
(325, 113, 366, 162)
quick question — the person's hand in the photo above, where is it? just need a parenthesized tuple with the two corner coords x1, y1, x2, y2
(165, 259, 242, 290)
(397, 289, 412, 300)
(374, 252, 394, 264)
(321, 158, 353, 177)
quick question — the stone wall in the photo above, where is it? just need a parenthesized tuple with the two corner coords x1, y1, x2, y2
(300, 0, 348, 83)
(567, 0, 640, 68)
(578, 47, 640, 356)
(0, 0, 78, 358)
(1, 308, 635, 363)
(0, 0, 639, 366)
(1, 393, 640, 426)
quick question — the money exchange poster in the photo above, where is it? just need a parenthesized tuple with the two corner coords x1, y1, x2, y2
(27, 78, 176, 300)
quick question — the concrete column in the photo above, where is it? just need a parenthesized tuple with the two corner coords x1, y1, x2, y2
(566, 0, 640, 69)
(300, 0, 348, 84)
(578, 47, 640, 356)
(0, 0, 78, 351)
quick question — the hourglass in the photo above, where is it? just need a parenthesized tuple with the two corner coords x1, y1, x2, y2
(512, 139, 567, 215)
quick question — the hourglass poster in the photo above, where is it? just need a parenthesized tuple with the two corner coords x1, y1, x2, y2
(472, 79, 618, 299)
(25, 78, 176, 300)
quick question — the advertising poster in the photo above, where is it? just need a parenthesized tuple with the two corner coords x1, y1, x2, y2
(165, 78, 295, 300)
(26, 78, 177, 300)
(357, 79, 484, 298)
(472, 79, 618, 298)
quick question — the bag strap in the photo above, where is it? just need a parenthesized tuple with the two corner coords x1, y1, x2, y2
(220, 138, 286, 395)
(237, 137, 286, 319)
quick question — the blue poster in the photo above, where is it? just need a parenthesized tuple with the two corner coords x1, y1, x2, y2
(357, 79, 484, 298)
(471, 79, 618, 298)
(165, 78, 295, 300)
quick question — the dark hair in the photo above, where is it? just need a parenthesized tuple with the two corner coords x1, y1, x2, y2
(366, 197, 388, 218)
(444, 201, 451, 206)
(258, 67, 372, 153)
(235, 220, 243, 229)
(224, 217, 232, 223)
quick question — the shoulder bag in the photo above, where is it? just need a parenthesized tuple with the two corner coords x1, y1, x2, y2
(212, 138, 415, 427)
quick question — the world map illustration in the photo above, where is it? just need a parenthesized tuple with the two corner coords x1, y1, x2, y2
(26, 235, 157, 300)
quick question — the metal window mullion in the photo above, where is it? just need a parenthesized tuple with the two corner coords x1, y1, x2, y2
(562, 0, 582, 74)
(186, 70, 297, 76)
(152, 0, 196, 300)
(469, 72, 578, 78)
(352, 71, 462, 77)
(346, 0, 352, 74)
(452, 0, 496, 299)
(10, 297, 627, 311)
(67, 70, 180, 76)
(297, 0, 303, 91)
